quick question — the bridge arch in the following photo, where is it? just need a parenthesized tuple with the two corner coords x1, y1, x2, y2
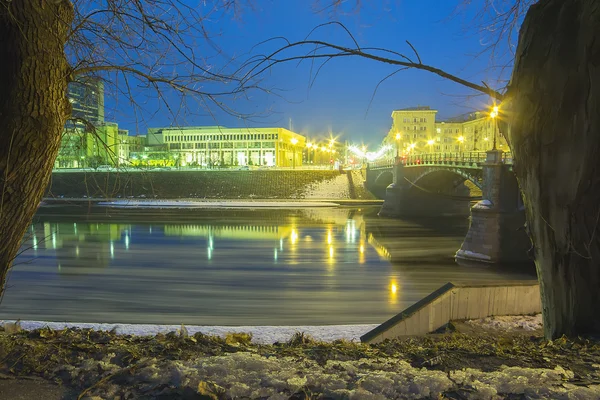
(406, 167, 482, 192)
(370, 170, 393, 199)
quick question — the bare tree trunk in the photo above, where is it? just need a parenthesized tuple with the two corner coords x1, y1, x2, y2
(0, 1, 73, 293)
(508, 0, 600, 338)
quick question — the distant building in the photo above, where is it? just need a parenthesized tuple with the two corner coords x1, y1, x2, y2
(386, 106, 509, 155)
(387, 106, 438, 154)
(56, 78, 139, 169)
(68, 77, 105, 125)
(143, 126, 305, 168)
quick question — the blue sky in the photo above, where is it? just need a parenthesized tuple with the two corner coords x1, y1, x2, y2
(103, 1, 514, 148)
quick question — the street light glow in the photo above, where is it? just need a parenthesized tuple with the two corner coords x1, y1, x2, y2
(291, 138, 298, 145)
(490, 105, 499, 119)
(458, 136, 465, 143)
(427, 139, 434, 145)
(395, 133, 401, 140)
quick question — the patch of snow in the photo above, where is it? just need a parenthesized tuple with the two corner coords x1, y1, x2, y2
(473, 199, 494, 209)
(466, 314, 543, 332)
(0, 321, 377, 344)
(61, 352, 600, 400)
(456, 249, 492, 261)
(98, 200, 340, 209)
(302, 174, 350, 199)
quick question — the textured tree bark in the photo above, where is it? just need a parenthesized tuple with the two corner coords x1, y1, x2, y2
(508, 0, 600, 338)
(0, 1, 73, 295)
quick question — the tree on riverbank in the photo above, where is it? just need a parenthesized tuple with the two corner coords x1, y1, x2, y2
(239, 0, 600, 339)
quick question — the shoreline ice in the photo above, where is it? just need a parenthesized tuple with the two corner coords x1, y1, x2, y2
(1, 320, 378, 344)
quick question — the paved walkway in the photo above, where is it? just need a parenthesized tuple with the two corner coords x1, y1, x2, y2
(0, 377, 76, 400)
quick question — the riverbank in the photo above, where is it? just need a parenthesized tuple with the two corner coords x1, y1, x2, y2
(1, 323, 599, 399)
(41, 198, 384, 207)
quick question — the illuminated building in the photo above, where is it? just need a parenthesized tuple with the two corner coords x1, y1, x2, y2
(387, 106, 438, 154)
(146, 126, 305, 167)
(386, 106, 510, 154)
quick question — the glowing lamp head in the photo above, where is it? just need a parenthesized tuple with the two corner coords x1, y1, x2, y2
(395, 133, 401, 140)
(458, 136, 465, 143)
(409, 143, 416, 149)
(427, 139, 434, 145)
(290, 138, 298, 145)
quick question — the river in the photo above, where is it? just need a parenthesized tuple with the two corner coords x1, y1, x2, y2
(0, 205, 537, 326)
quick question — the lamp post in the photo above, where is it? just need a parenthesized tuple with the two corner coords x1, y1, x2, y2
(457, 136, 465, 153)
(427, 139, 434, 153)
(290, 137, 298, 169)
(490, 105, 499, 150)
(395, 133, 401, 158)
(361, 145, 367, 168)
(306, 142, 313, 165)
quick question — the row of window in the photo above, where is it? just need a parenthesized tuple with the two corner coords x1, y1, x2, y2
(165, 133, 280, 142)
(168, 142, 277, 150)
(402, 117, 428, 123)
(440, 128, 461, 134)
(401, 126, 428, 131)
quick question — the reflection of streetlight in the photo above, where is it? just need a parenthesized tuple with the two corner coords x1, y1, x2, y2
(290, 137, 298, 169)
(490, 105, 499, 150)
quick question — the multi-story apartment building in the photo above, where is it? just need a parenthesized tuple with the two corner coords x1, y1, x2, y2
(144, 126, 305, 168)
(387, 106, 509, 156)
(387, 106, 438, 154)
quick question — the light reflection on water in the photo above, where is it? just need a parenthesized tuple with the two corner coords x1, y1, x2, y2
(1, 207, 536, 325)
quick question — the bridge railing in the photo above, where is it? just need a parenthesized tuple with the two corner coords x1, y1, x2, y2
(368, 158, 396, 170)
(367, 151, 513, 170)
(402, 152, 488, 166)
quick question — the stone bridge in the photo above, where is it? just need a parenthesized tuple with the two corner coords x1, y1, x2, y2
(365, 151, 531, 265)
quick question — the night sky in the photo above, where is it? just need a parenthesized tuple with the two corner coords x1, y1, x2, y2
(103, 1, 515, 148)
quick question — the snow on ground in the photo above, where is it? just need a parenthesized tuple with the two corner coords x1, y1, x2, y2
(98, 200, 340, 209)
(466, 314, 543, 332)
(473, 199, 494, 209)
(67, 352, 600, 400)
(455, 249, 492, 261)
(301, 173, 350, 199)
(1, 321, 377, 344)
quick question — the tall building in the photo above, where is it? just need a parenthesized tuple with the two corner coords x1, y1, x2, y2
(68, 77, 105, 124)
(56, 77, 130, 169)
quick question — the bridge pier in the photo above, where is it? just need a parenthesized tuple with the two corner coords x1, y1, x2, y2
(455, 150, 531, 265)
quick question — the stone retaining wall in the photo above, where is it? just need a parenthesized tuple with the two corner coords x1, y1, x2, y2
(47, 170, 342, 199)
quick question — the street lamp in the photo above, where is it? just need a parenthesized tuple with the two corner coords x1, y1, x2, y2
(395, 133, 401, 158)
(427, 139, 434, 153)
(490, 105, 499, 150)
(290, 137, 298, 169)
(457, 136, 465, 153)
(306, 142, 313, 165)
